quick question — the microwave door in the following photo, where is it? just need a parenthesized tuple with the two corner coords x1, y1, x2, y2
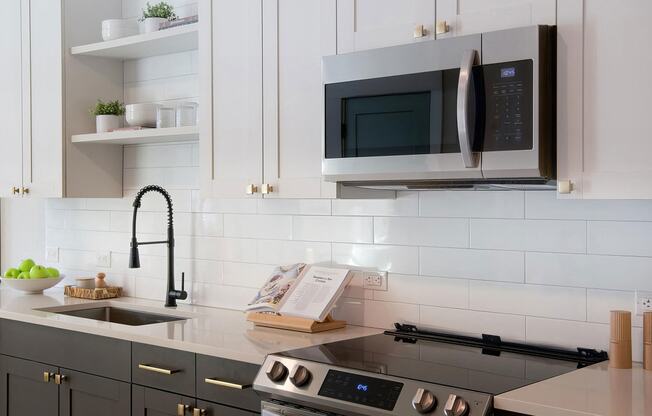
(322, 34, 483, 183)
(479, 25, 555, 180)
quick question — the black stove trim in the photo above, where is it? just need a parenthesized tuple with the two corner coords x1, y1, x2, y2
(387, 323, 608, 367)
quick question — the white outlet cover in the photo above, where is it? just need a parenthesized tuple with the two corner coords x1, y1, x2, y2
(97, 251, 111, 268)
(635, 290, 652, 316)
(362, 271, 388, 291)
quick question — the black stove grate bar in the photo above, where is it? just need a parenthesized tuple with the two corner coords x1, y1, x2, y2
(386, 323, 608, 366)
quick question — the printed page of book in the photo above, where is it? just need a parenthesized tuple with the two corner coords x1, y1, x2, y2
(278, 266, 351, 321)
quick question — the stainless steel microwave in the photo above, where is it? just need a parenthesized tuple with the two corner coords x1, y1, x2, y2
(322, 25, 556, 190)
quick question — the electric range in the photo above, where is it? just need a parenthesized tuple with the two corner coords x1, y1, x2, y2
(253, 324, 608, 416)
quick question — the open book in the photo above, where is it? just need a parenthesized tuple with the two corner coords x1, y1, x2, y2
(246, 263, 352, 322)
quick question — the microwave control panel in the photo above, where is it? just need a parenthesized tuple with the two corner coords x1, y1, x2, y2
(482, 59, 533, 152)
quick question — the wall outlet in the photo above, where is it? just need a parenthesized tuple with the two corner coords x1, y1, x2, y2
(46, 247, 59, 263)
(97, 251, 111, 268)
(362, 271, 388, 291)
(635, 290, 652, 316)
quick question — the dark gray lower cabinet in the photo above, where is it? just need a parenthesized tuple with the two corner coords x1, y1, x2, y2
(0, 355, 58, 416)
(132, 385, 195, 416)
(59, 369, 130, 416)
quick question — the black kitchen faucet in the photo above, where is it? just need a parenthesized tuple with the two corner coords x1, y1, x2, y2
(128, 185, 187, 307)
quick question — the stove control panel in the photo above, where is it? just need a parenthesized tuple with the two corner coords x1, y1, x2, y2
(254, 355, 492, 416)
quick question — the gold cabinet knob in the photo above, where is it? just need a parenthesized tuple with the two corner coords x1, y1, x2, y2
(54, 374, 67, 385)
(11, 186, 20, 195)
(43, 371, 53, 383)
(193, 409, 207, 416)
(245, 184, 258, 195)
(20, 187, 29, 196)
(261, 183, 273, 194)
(177, 404, 190, 416)
(436, 20, 450, 35)
(413, 24, 427, 38)
(557, 180, 573, 194)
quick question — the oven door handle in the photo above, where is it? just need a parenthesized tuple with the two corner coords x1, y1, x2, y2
(456, 49, 479, 169)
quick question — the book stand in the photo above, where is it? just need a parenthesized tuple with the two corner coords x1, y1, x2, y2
(246, 312, 346, 333)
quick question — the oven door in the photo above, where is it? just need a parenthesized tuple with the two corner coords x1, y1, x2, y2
(262, 401, 345, 416)
(322, 34, 483, 183)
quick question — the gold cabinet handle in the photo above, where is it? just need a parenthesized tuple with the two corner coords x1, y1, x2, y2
(261, 183, 273, 194)
(11, 186, 20, 195)
(557, 180, 573, 194)
(138, 363, 180, 375)
(20, 187, 29, 196)
(176, 404, 190, 416)
(245, 184, 258, 195)
(43, 371, 53, 383)
(436, 20, 450, 35)
(204, 377, 252, 390)
(54, 374, 67, 385)
(413, 24, 427, 38)
(192, 409, 207, 416)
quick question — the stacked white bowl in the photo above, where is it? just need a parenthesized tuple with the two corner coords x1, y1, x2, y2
(102, 19, 138, 41)
(125, 103, 158, 128)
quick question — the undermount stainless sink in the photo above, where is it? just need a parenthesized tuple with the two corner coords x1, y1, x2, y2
(44, 306, 187, 326)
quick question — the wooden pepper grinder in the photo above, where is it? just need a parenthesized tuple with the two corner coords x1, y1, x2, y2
(644, 311, 652, 370)
(95, 272, 107, 289)
(609, 310, 632, 369)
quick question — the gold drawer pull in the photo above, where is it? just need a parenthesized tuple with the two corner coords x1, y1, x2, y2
(138, 363, 180, 375)
(54, 374, 67, 385)
(193, 409, 207, 416)
(177, 404, 190, 416)
(204, 377, 252, 390)
(43, 372, 53, 383)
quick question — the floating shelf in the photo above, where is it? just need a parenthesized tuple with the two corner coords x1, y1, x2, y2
(71, 126, 198, 145)
(70, 24, 198, 59)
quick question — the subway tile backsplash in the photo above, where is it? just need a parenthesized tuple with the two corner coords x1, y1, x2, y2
(42, 142, 652, 361)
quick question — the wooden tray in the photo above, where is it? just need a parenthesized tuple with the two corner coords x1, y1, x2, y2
(246, 312, 346, 333)
(64, 285, 122, 300)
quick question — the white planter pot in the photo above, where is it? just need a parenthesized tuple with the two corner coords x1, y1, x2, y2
(96, 115, 121, 133)
(141, 17, 166, 33)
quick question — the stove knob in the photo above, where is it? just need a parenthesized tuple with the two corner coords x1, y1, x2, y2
(289, 364, 311, 387)
(443, 394, 468, 416)
(412, 388, 437, 414)
(265, 360, 288, 383)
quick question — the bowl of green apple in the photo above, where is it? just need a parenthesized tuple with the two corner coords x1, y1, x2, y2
(2, 259, 64, 294)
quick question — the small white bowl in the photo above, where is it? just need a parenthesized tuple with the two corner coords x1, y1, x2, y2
(125, 103, 158, 127)
(2, 275, 65, 294)
(102, 19, 138, 41)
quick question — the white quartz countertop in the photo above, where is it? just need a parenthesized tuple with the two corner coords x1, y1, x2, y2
(0, 287, 381, 365)
(495, 361, 652, 416)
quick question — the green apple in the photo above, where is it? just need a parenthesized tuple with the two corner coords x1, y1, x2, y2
(19, 259, 36, 273)
(17, 271, 30, 279)
(46, 267, 60, 278)
(29, 265, 49, 279)
(4, 268, 20, 278)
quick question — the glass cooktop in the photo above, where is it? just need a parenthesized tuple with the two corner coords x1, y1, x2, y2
(279, 329, 607, 395)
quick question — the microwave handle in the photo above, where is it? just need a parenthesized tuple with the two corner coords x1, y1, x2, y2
(456, 49, 478, 168)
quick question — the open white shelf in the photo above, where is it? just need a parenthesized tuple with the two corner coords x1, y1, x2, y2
(70, 23, 198, 59)
(71, 126, 198, 145)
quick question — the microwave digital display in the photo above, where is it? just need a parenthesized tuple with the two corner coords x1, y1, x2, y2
(500, 67, 516, 78)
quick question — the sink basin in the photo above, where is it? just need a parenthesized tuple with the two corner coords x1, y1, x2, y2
(45, 306, 186, 326)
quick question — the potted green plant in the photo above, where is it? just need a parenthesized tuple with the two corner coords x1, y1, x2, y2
(90, 100, 125, 133)
(140, 2, 177, 33)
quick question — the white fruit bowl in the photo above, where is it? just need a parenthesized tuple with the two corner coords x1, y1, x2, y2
(2, 275, 65, 294)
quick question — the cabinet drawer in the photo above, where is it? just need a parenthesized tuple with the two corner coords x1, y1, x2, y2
(0, 319, 130, 382)
(132, 343, 195, 396)
(196, 354, 260, 412)
(196, 399, 258, 416)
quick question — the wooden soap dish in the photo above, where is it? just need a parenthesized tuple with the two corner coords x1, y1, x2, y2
(64, 285, 122, 300)
(247, 312, 346, 333)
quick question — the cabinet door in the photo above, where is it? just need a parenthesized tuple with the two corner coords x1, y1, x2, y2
(0, 0, 23, 197)
(579, 0, 652, 198)
(59, 369, 130, 416)
(436, 0, 555, 38)
(0, 355, 58, 416)
(201, 0, 263, 198)
(24, 0, 64, 197)
(132, 385, 195, 416)
(336, 0, 436, 53)
(261, 0, 336, 198)
(195, 400, 258, 416)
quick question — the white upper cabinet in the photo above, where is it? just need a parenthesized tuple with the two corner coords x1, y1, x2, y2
(336, 0, 436, 53)
(0, 0, 23, 197)
(201, 0, 263, 198)
(436, 0, 556, 38)
(261, 0, 337, 198)
(558, 0, 652, 199)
